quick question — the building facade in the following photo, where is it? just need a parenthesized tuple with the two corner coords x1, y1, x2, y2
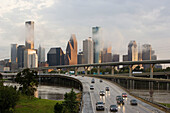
(25, 21, 34, 49)
(11, 44, 18, 63)
(24, 49, 38, 68)
(65, 34, 77, 65)
(47, 48, 65, 66)
(17, 45, 25, 68)
(77, 52, 84, 64)
(92, 26, 102, 63)
(83, 37, 93, 64)
(38, 45, 45, 63)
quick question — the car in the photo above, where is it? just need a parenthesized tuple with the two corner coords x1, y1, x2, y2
(75, 74, 77, 76)
(96, 101, 105, 111)
(91, 78, 95, 83)
(82, 75, 84, 77)
(99, 90, 105, 96)
(110, 105, 118, 112)
(122, 93, 127, 98)
(130, 99, 138, 105)
(90, 85, 94, 90)
(117, 98, 124, 105)
(116, 95, 122, 100)
(105, 87, 109, 91)
(99, 79, 103, 82)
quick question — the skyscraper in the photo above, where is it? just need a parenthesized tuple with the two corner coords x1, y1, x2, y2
(65, 34, 77, 65)
(24, 49, 38, 68)
(17, 45, 25, 68)
(128, 40, 138, 62)
(92, 26, 102, 63)
(77, 51, 84, 64)
(25, 21, 34, 49)
(101, 47, 112, 63)
(83, 37, 93, 64)
(11, 44, 18, 63)
(38, 45, 45, 63)
(47, 47, 65, 66)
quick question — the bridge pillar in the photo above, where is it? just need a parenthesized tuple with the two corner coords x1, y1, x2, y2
(129, 65, 133, 77)
(150, 64, 155, 78)
(84, 67, 88, 75)
(75, 67, 78, 75)
(111, 66, 114, 75)
(97, 66, 100, 75)
(58, 69, 61, 74)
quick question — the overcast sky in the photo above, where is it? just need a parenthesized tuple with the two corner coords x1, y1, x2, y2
(0, 0, 170, 62)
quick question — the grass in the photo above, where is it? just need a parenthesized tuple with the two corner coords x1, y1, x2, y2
(159, 103, 170, 108)
(14, 95, 63, 113)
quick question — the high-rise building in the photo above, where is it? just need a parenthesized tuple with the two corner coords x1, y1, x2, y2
(113, 54, 119, 62)
(92, 26, 102, 63)
(25, 21, 34, 49)
(65, 34, 77, 65)
(123, 55, 128, 67)
(128, 41, 138, 69)
(77, 52, 84, 64)
(11, 44, 18, 63)
(38, 45, 45, 63)
(24, 49, 38, 68)
(142, 44, 157, 69)
(17, 45, 25, 68)
(47, 47, 65, 66)
(101, 47, 112, 63)
(83, 37, 93, 64)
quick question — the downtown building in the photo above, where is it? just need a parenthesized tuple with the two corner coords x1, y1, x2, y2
(17, 45, 25, 68)
(83, 37, 93, 64)
(101, 47, 112, 63)
(128, 40, 138, 69)
(92, 26, 102, 63)
(11, 44, 18, 71)
(24, 21, 38, 68)
(65, 34, 77, 65)
(47, 47, 65, 66)
(113, 54, 119, 70)
(38, 45, 45, 63)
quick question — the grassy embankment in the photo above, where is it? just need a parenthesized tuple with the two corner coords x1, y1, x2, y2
(14, 95, 62, 113)
(14, 92, 82, 113)
(159, 103, 170, 108)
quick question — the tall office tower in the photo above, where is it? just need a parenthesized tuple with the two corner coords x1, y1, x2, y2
(112, 54, 119, 70)
(38, 45, 45, 63)
(47, 47, 65, 66)
(65, 34, 77, 65)
(24, 49, 38, 68)
(83, 37, 93, 64)
(101, 47, 112, 63)
(92, 26, 102, 63)
(77, 52, 84, 64)
(11, 44, 18, 63)
(17, 45, 25, 68)
(142, 44, 157, 69)
(25, 21, 34, 49)
(128, 41, 138, 61)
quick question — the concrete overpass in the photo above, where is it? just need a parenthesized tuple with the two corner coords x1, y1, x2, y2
(31, 59, 170, 78)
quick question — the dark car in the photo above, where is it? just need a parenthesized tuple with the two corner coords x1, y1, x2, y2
(122, 93, 127, 98)
(117, 98, 124, 105)
(82, 75, 84, 77)
(100, 79, 103, 82)
(116, 95, 122, 100)
(75, 74, 77, 76)
(130, 99, 138, 105)
(99, 90, 105, 96)
(96, 101, 105, 111)
(91, 79, 95, 83)
(105, 87, 109, 91)
(90, 85, 94, 90)
(110, 105, 118, 112)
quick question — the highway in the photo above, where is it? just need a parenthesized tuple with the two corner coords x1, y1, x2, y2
(69, 75, 165, 113)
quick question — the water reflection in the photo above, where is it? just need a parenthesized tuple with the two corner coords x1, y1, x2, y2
(4, 82, 80, 100)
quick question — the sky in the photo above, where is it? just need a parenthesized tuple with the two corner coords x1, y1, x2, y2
(0, 0, 170, 63)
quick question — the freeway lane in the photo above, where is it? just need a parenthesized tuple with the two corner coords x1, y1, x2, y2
(67, 75, 164, 113)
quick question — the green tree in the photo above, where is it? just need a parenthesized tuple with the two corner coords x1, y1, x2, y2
(54, 103, 63, 113)
(63, 88, 79, 113)
(15, 68, 38, 96)
(0, 86, 19, 113)
(0, 73, 3, 87)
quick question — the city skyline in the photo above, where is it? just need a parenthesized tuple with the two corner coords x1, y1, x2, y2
(0, 0, 170, 61)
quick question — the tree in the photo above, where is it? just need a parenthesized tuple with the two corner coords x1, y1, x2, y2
(0, 73, 3, 87)
(15, 68, 38, 96)
(63, 88, 79, 113)
(0, 86, 19, 113)
(54, 103, 63, 113)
